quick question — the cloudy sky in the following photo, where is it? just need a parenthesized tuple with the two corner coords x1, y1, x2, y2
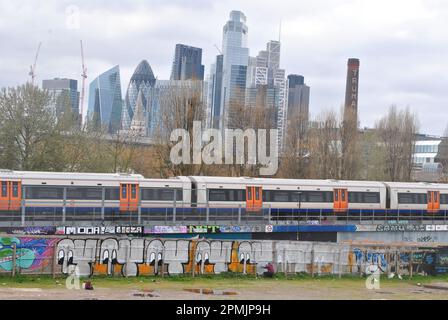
(1, 0, 447, 135)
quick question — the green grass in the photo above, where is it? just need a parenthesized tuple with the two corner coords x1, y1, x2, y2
(0, 273, 447, 290)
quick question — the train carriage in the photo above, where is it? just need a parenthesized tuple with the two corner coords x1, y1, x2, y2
(1, 169, 448, 224)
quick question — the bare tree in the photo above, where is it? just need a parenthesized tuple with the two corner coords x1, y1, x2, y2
(307, 110, 342, 179)
(340, 107, 361, 179)
(153, 81, 206, 177)
(375, 105, 419, 181)
(277, 111, 309, 178)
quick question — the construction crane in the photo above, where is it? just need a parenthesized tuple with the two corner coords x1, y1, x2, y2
(214, 44, 222, 55)
(29, 42, 42, 86)
(79, 40, 87, 126)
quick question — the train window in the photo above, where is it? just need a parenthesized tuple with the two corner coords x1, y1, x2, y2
(12, 182, 18, 197)
(174, 189, 183, 201)
(25, 186, 63, 199)
(415, 193, 427, 204)
(105, 188, 120, 200)
(141, 188, 182, 201)
(121, 186, 127, 199)
(209, 189, 246, 201)
(398, 193, 427, 204)
(440, 194, 448, 204)
(290, 192, 301, 202)
(272, 191, 289, 202)
(209, 189, 226, 201)
(1, 182, 7, 197)
(308, 191, 325, 202)
(363, 192, 380, 203)
(398, 193, 413, 204)
(67, 187, 102, 200)
(159, 189, 174, 200)
(262, 190, 270, 202)
(264, 190, 333, 203)
(131, 185, 137, 199)
(349, 192, 380, 203)
(255, 188, 260, 200)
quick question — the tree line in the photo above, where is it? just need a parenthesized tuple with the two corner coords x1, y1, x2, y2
(0, 82, 443, 182)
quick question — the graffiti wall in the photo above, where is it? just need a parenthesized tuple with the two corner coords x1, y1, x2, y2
(0, 237, 58, 273)
(0, 236, 441, 277)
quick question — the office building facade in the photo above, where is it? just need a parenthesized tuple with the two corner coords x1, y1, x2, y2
(170, 44, 205, 81)
(87, 65, 123, 133)
(121, 60, 156, 131)
(42, 78, 80, 121)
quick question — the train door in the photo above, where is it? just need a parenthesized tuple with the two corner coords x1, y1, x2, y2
(246, 186, 262, 212)
(120, 183, 139, 212)
(428, 191, 440, 213)
(333, 188, 348, 213)
(0, 180, 21, 211)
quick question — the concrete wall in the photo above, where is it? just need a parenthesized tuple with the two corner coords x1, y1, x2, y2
(338, 231, 448, 244)
(0, 236, 437, 277)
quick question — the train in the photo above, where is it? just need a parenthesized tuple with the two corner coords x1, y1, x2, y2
(1, 169, 448, 223)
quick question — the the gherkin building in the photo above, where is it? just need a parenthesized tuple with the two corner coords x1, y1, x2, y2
(121, 60, 156, 131)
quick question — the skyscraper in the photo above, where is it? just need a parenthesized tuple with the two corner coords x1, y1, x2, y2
(344, 58, 360, 123)
(285, 74, 310, 133)
(121, 60, 156, 131)
(245, 40, 287, 149)
(87, 65, 123, 133)
(208, 54, 224, 129)
(170, 44, 204, 81)
(42, 78, 80, 121)
(147, 80, 204, 138)
(221, 10, 249, 129)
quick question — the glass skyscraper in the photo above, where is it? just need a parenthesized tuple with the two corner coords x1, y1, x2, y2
(42, 78, 80, 121)
(170, 44, 204, 81)
(121, 60, 156, 131)
(87, 65, 123, 133)
(286, 74, 310, 136)
(220, 10, 249, 129)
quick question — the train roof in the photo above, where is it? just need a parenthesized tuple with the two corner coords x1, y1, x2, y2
(187, 176, 385, 187)
(0, 170, 144, 182)
(384, 181, 448, 190)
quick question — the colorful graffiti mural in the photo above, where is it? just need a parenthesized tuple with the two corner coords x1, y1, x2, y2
(0, 236, 442, 277)
(0, 237, 58, 272)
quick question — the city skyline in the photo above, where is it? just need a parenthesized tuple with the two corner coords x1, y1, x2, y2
(1, 0, 448, 134)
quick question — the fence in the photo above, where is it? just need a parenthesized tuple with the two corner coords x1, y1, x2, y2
(0, 237, 440, 278)
(1, 203, 448, 227)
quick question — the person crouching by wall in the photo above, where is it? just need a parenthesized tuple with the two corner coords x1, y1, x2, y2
(263, 262, 275, 278)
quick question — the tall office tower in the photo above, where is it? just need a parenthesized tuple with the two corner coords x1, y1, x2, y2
(343, 58, 360, 124)
(220, 10, 250, 129)
(42, 78, 80, 121)
(245, 40, 286, 149)
(147, 80, 205, 138)
(285, 74, 310, 133)
(121, 60, 156, 131)
(208, 54, 224, 129)
(170, 44, 205, 81)
(87, 65, 123, 133)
